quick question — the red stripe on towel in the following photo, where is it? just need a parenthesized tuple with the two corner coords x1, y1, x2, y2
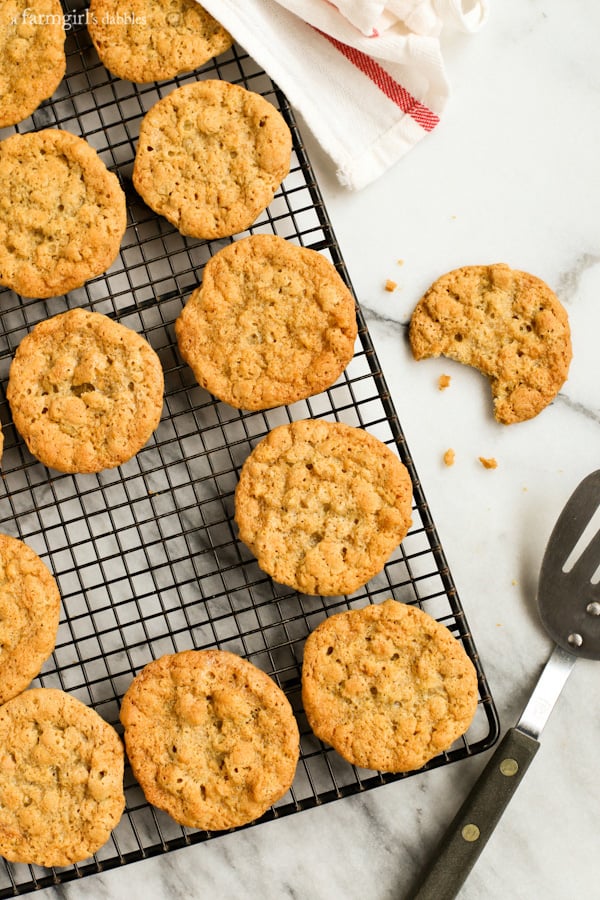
(317, 30, 439, 132)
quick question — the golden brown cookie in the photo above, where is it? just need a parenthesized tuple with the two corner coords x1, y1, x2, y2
(88, 0, 232, 83)
(120, 650, 299, 831)
(7, 308, 164, 474)
(234, 419, 413, 596)
(0, 534, 61, 706)
(0, 129, 127, 299)
(0, 1, 66, 128)
(302, 599, 479, 772)
(132, 80, 292, 240)
(0, 688, 125, 866)
(409, 263, 572, 424)
(175, 234, 357, 410)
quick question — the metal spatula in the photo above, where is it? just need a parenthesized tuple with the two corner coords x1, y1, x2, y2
(409, 470, 600, 900)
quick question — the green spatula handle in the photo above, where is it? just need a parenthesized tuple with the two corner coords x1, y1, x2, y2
(408, 728, 540, 900)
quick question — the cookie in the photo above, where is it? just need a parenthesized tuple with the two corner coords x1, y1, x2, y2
(409, 263, 572, 424)
(0, 1, 66, 128)
(7, 307, 164, 474)
(0, 687, 125, 866)
(0, 534, 61, 706)
(88, 0, 232, 83)
(132, 80, 292, 240)
(175, 234, 358, 410)
(234, 419, 413, 596)
(0, 129, 127, 299)
(120, 650, 299, 831)
(301, 599, 479, 772)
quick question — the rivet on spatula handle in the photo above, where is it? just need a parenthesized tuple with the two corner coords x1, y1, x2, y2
(407, 728, 540, 900)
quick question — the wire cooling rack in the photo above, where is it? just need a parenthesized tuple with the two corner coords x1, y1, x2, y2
(0, 1, 499, 894)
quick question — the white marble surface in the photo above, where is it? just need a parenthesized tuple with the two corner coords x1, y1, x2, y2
(39, 1, 600, 897)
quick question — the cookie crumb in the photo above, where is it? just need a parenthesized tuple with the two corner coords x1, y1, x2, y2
(479, 456, 498, 469)
(443, 448, 455, 467)
(397, 259, 405, 266)
(438, 374, 451, 390)
(384, 279, 397, 292)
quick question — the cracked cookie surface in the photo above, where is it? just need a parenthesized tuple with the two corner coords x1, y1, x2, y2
(0, 129, 127, 299)
(0, 688, 125, 866)
(120, 650, 300, 831)
(7, 308, 164, 473)
(175, 234, 357, 410)
(0, 1, 66, 127)
(0, 534, 61, 706)
(235, 419, 413, 596)
(302, 600, 479, 772)
(409, 263, 572, 424)
(88, 0, 232, 83)
(132, 80, 292, 239)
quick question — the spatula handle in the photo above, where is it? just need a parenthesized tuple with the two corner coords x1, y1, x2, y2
(407, 728, 540, 900)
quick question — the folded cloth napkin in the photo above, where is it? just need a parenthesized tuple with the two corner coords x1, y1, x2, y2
(198, 0, 488, 190)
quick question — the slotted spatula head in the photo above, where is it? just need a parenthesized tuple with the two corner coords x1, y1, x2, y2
(538, 469, 600, 660)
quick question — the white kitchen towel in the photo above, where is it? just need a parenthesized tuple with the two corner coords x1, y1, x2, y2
(198, 0, 489, 190)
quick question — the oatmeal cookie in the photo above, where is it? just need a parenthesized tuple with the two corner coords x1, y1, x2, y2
(7, 307, 164, 473)
(0, 1, 66, 127)
(0, 129, 126, 299)
(132, 80, 292, 239)
(88, 0, 232, 83)
(302, 599, 479, 772)
(409, 263, 572, 424)
(120, 650, 300, 831)
(0, 688, 125, 866)
(234, 419, 413, 596)
(0, 534, 61, 706)
(175, 234, 357, 410)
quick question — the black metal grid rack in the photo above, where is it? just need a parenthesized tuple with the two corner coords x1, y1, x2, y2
(0, 2, 499, 894)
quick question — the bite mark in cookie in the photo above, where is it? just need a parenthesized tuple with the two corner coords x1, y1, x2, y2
(409, 263, 572, 424)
